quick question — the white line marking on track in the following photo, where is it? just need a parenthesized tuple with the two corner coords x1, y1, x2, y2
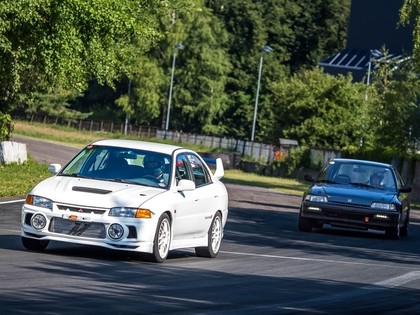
(221, 250, 420, 270)
(0, 199, 24, 205)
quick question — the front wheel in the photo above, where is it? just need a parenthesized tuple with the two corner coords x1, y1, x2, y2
(298, 214, 315, 232)
(22, 237, 49, 251)
(195, 212, 222, 258)
(151, 214, 171, 263)
(400, 213, 409, 237)
(385, 214, 401, 240)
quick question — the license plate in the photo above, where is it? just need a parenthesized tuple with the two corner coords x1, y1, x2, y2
(62, 213, 92, 222)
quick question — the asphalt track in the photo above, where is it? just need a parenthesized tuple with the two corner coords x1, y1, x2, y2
(1, 136, 419, 314)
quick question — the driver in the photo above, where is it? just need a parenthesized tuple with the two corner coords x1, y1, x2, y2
(143, 154, 168, 185)
(369, 173, 383, 188)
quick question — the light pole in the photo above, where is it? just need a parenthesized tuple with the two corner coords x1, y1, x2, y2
(124, 79, 131, 135)
(251, 45, 273, 142)
(365, 49, 382, 101)
(165, 43, 185, 132)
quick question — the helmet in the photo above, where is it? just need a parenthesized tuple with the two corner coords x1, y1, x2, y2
(143, 154, 165, 177)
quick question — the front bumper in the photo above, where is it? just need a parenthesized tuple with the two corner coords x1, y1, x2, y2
(301, 201, 400, 231)
(21, 204, 156, 253)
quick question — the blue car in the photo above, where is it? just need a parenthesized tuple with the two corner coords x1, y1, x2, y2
(298, 158, 412, 239)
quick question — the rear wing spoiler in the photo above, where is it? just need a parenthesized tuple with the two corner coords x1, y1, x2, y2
(203, 157, 224, 180)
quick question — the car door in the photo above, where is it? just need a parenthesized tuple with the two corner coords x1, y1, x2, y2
(171, 152, 218, 240)
(183, 153, 220, 238)
(170, 153, 201, 241)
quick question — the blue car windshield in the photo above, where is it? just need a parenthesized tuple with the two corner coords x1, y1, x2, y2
(317, 161, 397, 191)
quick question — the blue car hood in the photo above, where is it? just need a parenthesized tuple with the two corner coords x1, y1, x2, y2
(308, 184, 397, 206)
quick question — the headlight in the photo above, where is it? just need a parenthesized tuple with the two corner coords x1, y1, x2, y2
(109, 207, 137, 217)
(371, 202, 396, 211)
(305, 195, 328, 203)
(26, 195, 53, 210)
(109, 207, 153, 218)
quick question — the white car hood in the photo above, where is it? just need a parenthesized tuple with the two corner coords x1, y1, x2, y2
(30, 175, 165, 208)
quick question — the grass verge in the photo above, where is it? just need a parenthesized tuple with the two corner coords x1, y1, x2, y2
(1, 159, 51, 197)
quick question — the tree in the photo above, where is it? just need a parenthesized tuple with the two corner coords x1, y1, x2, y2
(400, 0, 420, 72)
(370, 50, 420, 156)
(0, 0, 193, 138)
(19, 90, 92, 121)
(172, 4, 231, 135)
(207, 0, 350, 140)
(269, 67, 373, 151)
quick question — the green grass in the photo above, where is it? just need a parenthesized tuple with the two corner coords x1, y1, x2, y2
(221, 169, 306, 195)
(0, 120, 308, 198)
(0, 159, 51, 197)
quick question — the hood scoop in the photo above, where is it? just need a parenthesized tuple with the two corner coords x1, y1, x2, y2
(72, 186, 112, 195)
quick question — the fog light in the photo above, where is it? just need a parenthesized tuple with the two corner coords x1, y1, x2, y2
(31, 213, 47, 230)
(307, 206, 321, 211)
(374, 214, 390, 220)
(108, 224, 124, 240)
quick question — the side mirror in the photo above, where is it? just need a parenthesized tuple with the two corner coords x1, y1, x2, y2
(48, 163, 62, 174)
(399, 185, 412, 193)
(303, 174, 315, 182)
(177, 179, 196, 192)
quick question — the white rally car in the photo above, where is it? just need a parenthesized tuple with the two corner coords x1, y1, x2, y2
(21, 139, 229, 262)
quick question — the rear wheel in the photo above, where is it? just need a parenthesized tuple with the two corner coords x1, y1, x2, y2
(21, 237, 49, 251)
(195, 212, 222, 258)
(151, 214, 171, 263)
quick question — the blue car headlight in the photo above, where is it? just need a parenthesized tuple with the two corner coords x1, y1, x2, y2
(371, 202, 396, 211)
(305, 195, 328, 203)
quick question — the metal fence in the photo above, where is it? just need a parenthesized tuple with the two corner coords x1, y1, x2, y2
(21, 115, 277, 163)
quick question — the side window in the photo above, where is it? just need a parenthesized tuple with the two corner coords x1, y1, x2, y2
(185, 154, 211, 187)
(176, 154, 193, 183)
(394, 169, 404, 191)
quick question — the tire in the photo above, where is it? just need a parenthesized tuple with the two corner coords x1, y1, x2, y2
(400, 215, 409, 237)
(21, 237, 49, 251)
(298, 214, 314, 232)
(151, 213, 171, 263)
(195, 212, 222, 258)
(385, 214, 401, 240)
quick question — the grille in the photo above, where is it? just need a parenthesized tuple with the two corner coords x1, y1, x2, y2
(57, 205, 106, 215)
(50, 217, 106, 239)
(323, 209, 371, 222)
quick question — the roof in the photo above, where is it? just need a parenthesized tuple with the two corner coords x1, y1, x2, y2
(90, 139, 182, 155)
(319, 49, 409, 73)
(330, 158, 392, 168)
(319, 0, 412, 82)
(279, 138, 299, 146)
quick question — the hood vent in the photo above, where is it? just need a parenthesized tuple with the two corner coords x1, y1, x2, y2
(72, 186, 112, 195)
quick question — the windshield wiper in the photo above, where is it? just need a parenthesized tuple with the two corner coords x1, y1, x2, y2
(60, 173, 89, 178)
(350, 182, 384, 190)
(316, 179, 339, 184)
(113, 178, 140, 185)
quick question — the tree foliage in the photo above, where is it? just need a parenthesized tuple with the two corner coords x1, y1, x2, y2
(370, 50, 420, 156)
(0, 0, 192, 112)
(269, 67, 371, 151)
(400, 0, 420, 72)
(2, 0, 418, 161)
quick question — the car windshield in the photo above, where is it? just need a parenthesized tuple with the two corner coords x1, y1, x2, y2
(59, 145, 172, 189)
(316, 160, 397, 191)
